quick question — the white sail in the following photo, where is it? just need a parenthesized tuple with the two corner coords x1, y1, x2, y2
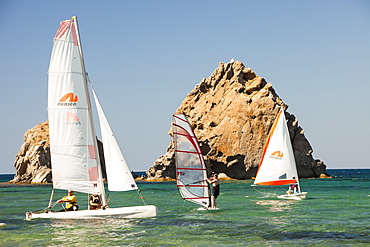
(92, 89, 137, 191)
(26, 16, 158, 220)
(254, 109, 298, 186)
(253, 108, 307, 200)
(172, 114, 210, 208)
(48, 17, 103, 195)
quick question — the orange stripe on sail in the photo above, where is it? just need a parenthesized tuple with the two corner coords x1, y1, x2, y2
(256, 109, 283, 175)
(256, 179, 297, 186)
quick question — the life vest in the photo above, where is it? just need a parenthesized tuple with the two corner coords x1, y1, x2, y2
(90, 195, 101, 204)
(63, 195, 77, 209)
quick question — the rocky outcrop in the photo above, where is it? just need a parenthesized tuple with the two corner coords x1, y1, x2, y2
(11, 121, 51, 183)
(10, 121, 107, 183)
(147, 60, 329, 180)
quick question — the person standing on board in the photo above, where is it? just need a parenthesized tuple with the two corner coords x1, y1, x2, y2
(57, 190, 78, 211)
(207, 174, 220, 209)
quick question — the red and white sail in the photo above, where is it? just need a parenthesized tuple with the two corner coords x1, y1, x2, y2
(254, 109, 299, 187)
(172, 114, 210, 208)
(48, 17, 103, 195)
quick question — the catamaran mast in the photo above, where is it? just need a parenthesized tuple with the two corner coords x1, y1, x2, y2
(72, 16, 107, 207)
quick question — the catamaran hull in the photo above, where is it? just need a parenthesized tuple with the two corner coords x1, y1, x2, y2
(277, 192, 307, 200)
(26, 205, 157, 220)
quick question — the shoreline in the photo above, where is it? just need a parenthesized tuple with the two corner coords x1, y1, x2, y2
(1, 170, 335, 186)
(0, 176, 242, 187)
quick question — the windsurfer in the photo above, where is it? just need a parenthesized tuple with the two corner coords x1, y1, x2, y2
(207, 174, 220, 209)
(57, 190, 78, 211)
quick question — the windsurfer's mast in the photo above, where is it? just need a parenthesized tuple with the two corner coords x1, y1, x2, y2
(72, 16, 107, 206)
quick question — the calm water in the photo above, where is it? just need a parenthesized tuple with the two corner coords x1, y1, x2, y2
(0, 169, 369, 246)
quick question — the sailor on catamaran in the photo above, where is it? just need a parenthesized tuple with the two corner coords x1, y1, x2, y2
(57, 190, 78, 211)
(89, 194, 102, 210)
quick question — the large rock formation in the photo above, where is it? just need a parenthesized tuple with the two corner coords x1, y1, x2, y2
(11, 121, 51, 183)
(147, 60, 329, 180)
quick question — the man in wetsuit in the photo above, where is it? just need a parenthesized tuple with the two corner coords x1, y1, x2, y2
(207, 174, 220, 209)
(57, 190, 78, 211)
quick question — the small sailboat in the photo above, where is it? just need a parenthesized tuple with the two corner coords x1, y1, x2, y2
(26, 17, 157, 220)
(253, 108, 307, 200)
(172, 114, 211, 209)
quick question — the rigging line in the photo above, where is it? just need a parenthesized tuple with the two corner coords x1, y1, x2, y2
(105, 193, 111, 207)
(136, 189, 147, 206)
(184, 179, 206, 186)
(46, 200, 59, 210)
(174, 187, 181, 196)
(252, 185, 278, 197)
(86, 74, 91, 83)
(180, 198, 187, 209)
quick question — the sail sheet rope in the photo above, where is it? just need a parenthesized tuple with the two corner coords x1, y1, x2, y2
(252, 185, 286, 197)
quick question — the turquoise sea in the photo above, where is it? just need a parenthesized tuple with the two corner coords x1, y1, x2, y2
(0, 169, 369, 246)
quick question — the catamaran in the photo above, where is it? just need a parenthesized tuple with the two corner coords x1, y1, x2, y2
(26, 17, 157, 220)
(172, 114, 211, 208)
(253, 108, 307, 200)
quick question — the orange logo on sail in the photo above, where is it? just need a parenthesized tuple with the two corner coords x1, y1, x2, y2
(60, 92, 78, 102)
(270, 151, 283, 159)
(63, 112, 79, 121)
(58, 93, 78, 106)
(63, 112, 81, 125)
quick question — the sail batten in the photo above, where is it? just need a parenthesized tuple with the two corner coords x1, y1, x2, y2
(172, 114, 210, 208)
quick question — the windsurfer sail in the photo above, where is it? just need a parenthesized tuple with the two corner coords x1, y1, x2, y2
(172, 114, 210, 208)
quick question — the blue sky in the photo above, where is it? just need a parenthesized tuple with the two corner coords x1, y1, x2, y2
(0, 0, 369, 174)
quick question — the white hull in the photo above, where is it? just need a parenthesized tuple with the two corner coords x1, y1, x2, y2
(277, 192, 307, 200)
(26, 205, 157, 220)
